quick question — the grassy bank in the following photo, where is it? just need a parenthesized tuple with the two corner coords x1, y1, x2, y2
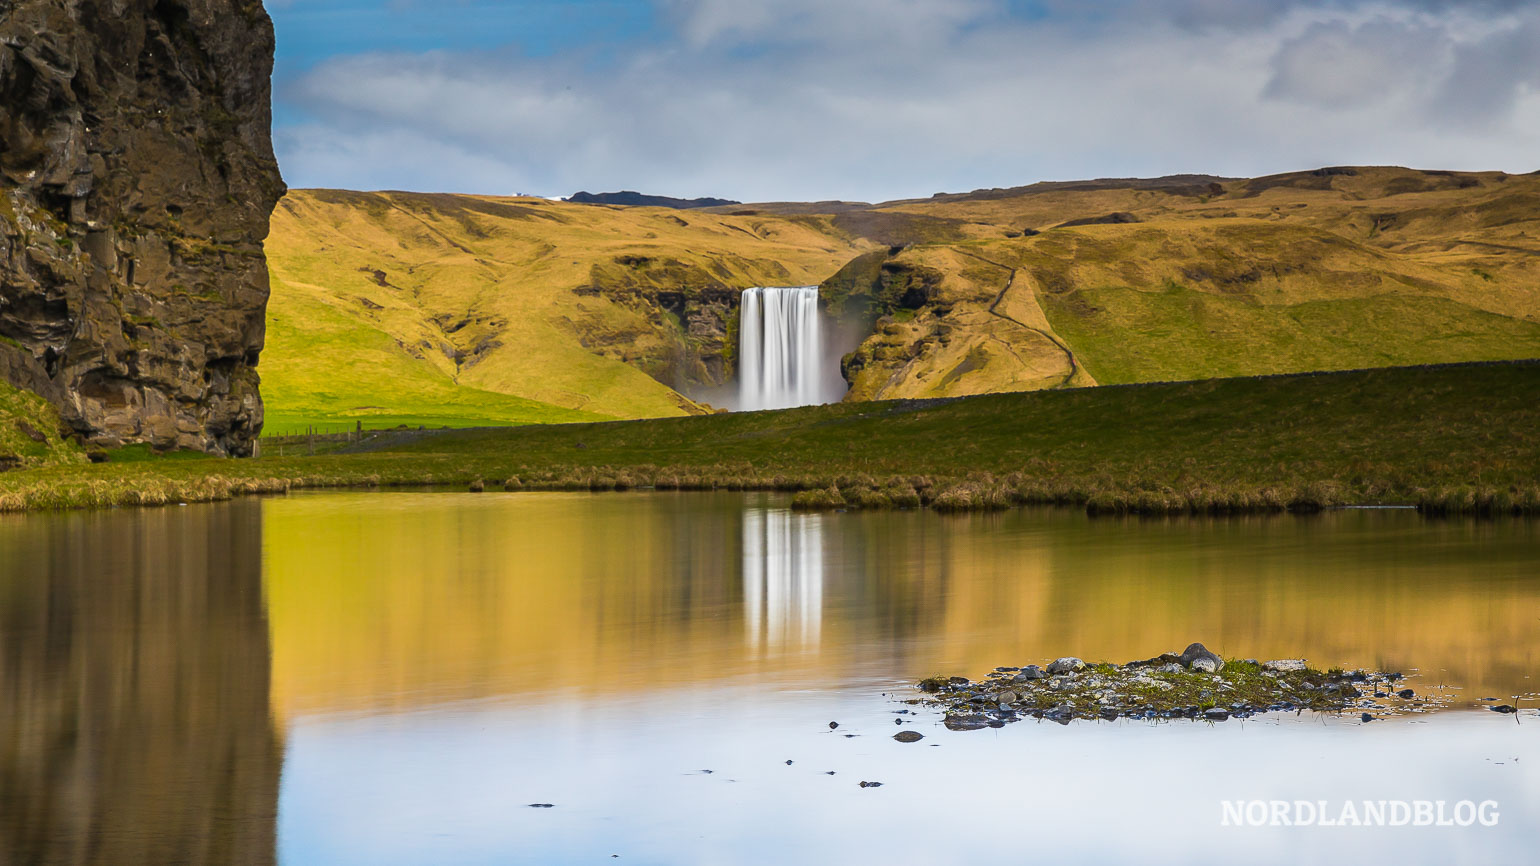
(1, 361, 1537, 515)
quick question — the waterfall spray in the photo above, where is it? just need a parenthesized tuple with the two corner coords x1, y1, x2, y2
(738, 286, 823, 411)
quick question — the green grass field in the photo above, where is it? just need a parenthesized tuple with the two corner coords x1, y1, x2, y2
(4, 361, 1536, 516)
(1043, 285, 1540, 385)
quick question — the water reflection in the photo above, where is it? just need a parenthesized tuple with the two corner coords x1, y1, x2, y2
(1, 492, 1537, 865)
(261, 493, 1540, 714)
(742, 509, 824, 654)
(0, 502, 277, 866)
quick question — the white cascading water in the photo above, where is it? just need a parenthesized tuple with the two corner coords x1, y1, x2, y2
(738, 286, 822, 411)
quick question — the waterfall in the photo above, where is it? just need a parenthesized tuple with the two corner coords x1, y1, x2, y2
(738, 286, 823, 411)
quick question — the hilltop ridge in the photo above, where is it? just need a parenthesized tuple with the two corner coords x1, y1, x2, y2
(262, 166, 1540, 428)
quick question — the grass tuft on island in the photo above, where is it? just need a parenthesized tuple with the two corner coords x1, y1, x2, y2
(910, 645, 1439, 728)
(1, 361, 1537, 515)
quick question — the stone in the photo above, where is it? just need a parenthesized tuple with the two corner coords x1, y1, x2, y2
(1203, 708, 1230, 721)
(1157, 663, 1184, 674)
(1190, 657, 1219, 674)
(0, 0, 285, 455)
(1263, 659, 1308, 672)
(1491, 705, 1517, 714)
(1046, 657, 1085, 675)
(828, 721, 839, 729)
(1361, 713, 1376, 722)
(1397, 689, 1415, 699)
(14, 420, 46, 443)
(858, 781, 883, 788)
(893, 730, 924, 743)
(996, 690, 1019, 705)
(943, 714, 990, 732)
(1014, 665, 1044, 682)
(1178, 642, 1225, 673)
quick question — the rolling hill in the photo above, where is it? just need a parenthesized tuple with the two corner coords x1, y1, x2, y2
(261, 167, 1540, 429)
(261, 190, 877, 432)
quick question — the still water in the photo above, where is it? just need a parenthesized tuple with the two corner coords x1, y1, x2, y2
(1, 492, 1536, 864)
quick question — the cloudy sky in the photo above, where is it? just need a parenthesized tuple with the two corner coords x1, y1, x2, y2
(268, 0, 1540, 203)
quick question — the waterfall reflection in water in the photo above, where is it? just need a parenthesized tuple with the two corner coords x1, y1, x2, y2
(742, 508, 824, 653)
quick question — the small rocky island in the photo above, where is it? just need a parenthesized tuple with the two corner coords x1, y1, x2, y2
(912, 643, 1436, 728)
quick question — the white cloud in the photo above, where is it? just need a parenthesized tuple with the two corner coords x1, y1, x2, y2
(1264, 18, 1449, 109)
(274, 1, 1540, 201)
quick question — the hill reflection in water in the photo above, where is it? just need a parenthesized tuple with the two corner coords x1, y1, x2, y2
(262, 491, 1539, 718)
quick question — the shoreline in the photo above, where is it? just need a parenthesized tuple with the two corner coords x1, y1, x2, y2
(2, 463, 1537, 517)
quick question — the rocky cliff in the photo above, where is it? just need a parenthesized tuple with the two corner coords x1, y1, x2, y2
(0, 0, 285, 455)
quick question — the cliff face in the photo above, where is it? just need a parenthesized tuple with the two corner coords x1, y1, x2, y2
(0, 0, 285, 455)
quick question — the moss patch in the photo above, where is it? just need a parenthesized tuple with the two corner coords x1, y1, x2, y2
(913, 655, 1440, 728)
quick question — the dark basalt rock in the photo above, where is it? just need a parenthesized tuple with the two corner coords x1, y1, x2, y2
(0, 0, 285, 455)
(1178, 642, 1225, 673)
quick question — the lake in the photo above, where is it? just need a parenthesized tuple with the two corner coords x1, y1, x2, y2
(2, 491, 1535, 864)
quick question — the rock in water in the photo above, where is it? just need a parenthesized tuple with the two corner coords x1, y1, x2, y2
(893, 731, 924, 743)
(0, 1, 286, 455)
(1046, 657, 1085, 675)
(1178, 642, 1225, 673)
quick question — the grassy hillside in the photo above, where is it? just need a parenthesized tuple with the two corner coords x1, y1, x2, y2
(262, 190, 877, 432)
(0, 381, 84, 470)
(263, 168, 1540, 426)
(832, 168, 1540, 398)
(3, 362, 1536, 515)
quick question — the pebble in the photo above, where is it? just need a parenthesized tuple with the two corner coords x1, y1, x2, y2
(1190, 657, 1219, 674)
(1203, 708, 1230, 721)
(894, 730, 924, 743)
(859, 781, 883, 788)
(829, 721, 839, 730)
(1397, 689, 1415, 699)
(1263, 659, 1308, 672)
(527, 803, 555, 808)
(785, 760, 793, 765)
(1491, 705, 1517, 714)
(1361, 713, 1376, 722)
